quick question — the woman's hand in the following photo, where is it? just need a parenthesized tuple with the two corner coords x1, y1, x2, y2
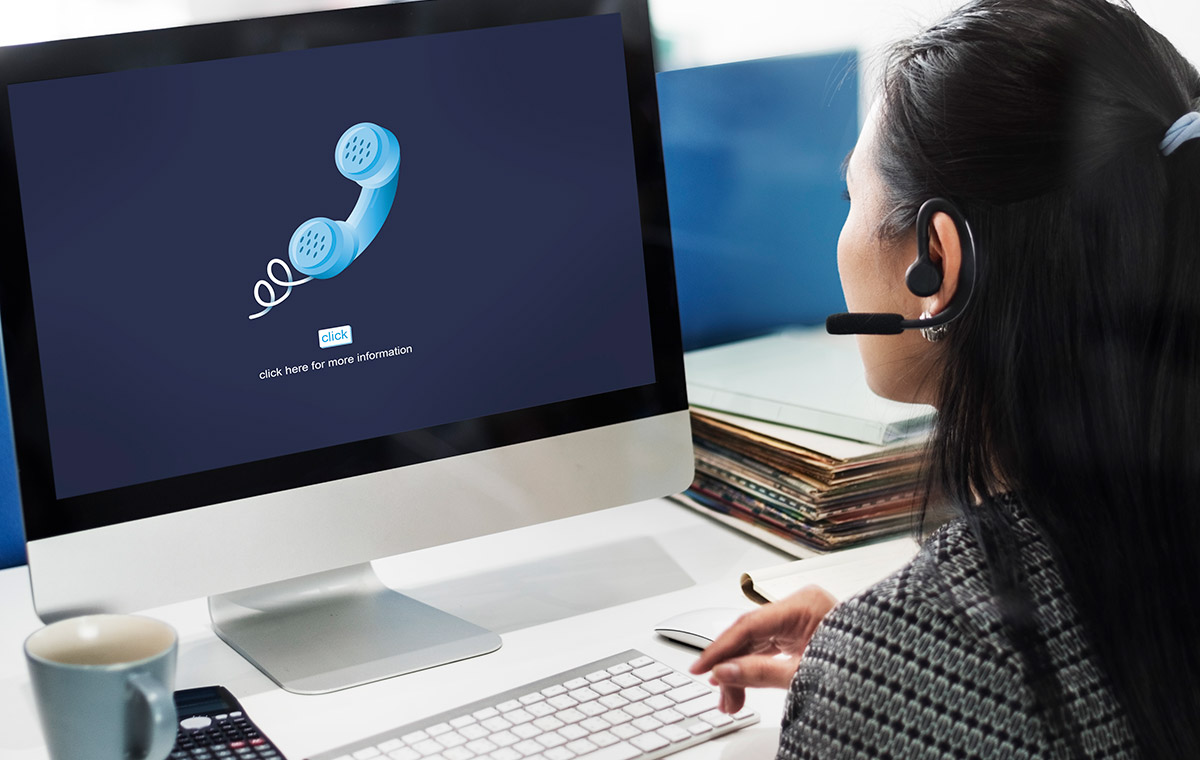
(689, 585, 838, 714)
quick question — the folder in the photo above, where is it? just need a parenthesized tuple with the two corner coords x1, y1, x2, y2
(684, 328, 934, 445)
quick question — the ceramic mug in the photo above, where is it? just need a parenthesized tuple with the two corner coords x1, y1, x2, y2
(25, 614, 178, 760)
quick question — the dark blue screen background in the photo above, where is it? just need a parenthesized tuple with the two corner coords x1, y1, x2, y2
(8, 14, 655, 499)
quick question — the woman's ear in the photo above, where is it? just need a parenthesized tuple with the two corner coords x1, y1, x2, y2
(926, 211, 962, 315)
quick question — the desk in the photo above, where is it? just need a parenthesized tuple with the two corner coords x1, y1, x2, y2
(0, 499, 803, 760)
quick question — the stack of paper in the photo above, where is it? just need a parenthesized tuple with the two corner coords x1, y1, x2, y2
(675, 329, 932, 555)
(679, 408, 926, 553)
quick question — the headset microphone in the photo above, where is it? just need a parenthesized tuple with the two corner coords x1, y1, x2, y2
(825, 198, 977, 336)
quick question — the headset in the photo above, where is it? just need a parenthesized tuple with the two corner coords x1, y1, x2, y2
(826, 198, 977, 335)
(249, 122, 401, 319)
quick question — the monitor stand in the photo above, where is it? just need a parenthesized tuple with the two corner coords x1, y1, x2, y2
(208, 563, 502, 694)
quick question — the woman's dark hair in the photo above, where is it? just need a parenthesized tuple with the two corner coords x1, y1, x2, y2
(875, 0, 1200, 755)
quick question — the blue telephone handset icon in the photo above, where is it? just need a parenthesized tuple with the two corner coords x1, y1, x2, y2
(289, 122, 401, 279)
(249, 123, 400, 319)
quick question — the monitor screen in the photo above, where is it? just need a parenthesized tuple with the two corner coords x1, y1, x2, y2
(1, 1, 685, 543)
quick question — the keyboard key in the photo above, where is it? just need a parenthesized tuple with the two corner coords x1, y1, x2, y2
(546, 696, 578, 711)
(585, 671, 609, 683)
(600, 710, 632, 726)
(590, 681, 620, 696)
(533, 716, 564, 732)
(450, 716, 476, 729)
(559, 709, 587, 725)
(620, 688, 651, 705)
(566, 739, 598, 756)
(491, 750, 522, 760)
(598, 695, 629, 710)
(580, 716, 611, 733)
(701, 711, 733, 728)
(442, 748, 472, 760)
(588, 743, 639, 760)
(520, 693, 545, 706)
(412, 740, 443, 755)
(676, 696, 716, 718)
(611, 724, 641, 740)
(641, 680, 670, 696)
(512, 724, 542, 740)
(527, 702, 556, 718)
(536, 732, 567, 749)
(568, 688, 599, 703)
(460, 725, 488, 741)
(558, 725, 587, 741)
(472, 708, 499, 722)
(544, 748, 574, 760)
(657, 725, 690, 743)
(379, 740, 403, 752)
(497, 701, 522, 714)
(655, 709, 684, 725)
(513, 741, 543, 757)
(386, 750, 420, 760)
(353, 749, 381, 759)
(541, 685, 567, 698)
(665, 684, 709, 704)
(427, 724, 452, 738)
(465, 739, 497, 754)
(606, 664, 632, 676)
(623, 703, 652, 719)
(564, 678, 588, 690)
(578, 702, 607, 717)
(610, 674, 639, 689)
(435, 732, 466, 749)
(630, 734, 669, 753)
(644, 696, 672, 711)
(688, 722, 712, 736)
(482, 718, 513, 732)
(505, 709, 536, 725)
(632, 665, 671, 682)
(591, 731, 618, 748)
(662, 673, 691, 688)
(631, 717, 662, 732)
(628, 657, 653, 669)
(492, 732, 520, 748)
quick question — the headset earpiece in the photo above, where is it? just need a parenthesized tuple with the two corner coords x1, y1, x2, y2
(825, 197, 977, 336)
(905, 200, 945, 297)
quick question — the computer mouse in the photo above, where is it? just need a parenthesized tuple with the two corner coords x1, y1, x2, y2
(654, 607, 747, 650)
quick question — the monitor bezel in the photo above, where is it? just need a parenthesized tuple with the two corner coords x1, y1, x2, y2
(0, 0, 685, 542)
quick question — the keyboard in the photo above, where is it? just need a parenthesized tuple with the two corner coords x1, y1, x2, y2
(309, 649, 759, 760)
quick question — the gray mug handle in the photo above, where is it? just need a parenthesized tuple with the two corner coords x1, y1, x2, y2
(127, 671, 177, 760)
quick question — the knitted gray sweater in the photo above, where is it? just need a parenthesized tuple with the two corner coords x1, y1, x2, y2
(778, 501, 1138, 759)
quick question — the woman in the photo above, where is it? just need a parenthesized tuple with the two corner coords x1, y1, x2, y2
(691, 0, 1200, 757)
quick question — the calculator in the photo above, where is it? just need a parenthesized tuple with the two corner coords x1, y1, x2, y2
(171, 685, 287, 760)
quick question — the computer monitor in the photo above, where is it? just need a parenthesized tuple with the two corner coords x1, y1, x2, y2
(0, 0, 691, 694)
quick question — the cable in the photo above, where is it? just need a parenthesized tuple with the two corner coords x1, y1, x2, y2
(248, 258, 313, 320)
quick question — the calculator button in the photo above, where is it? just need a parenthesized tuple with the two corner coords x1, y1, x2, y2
(181, 717, 214, 731)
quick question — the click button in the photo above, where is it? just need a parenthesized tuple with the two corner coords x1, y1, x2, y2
(319, 325, 353, 349)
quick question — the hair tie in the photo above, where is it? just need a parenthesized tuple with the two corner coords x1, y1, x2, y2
(1161, 112, 1200, 156)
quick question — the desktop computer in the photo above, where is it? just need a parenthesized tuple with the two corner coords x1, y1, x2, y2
(0, 0, 691, 694)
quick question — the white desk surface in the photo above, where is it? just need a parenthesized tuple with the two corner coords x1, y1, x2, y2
(0, 499, 814, 760)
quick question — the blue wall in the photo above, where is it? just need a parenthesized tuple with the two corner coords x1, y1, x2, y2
(0, 355, 22, 568)
(658, 52, 859, 350)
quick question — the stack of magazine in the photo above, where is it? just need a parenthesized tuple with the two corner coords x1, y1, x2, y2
(673, 330, 933, 556)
